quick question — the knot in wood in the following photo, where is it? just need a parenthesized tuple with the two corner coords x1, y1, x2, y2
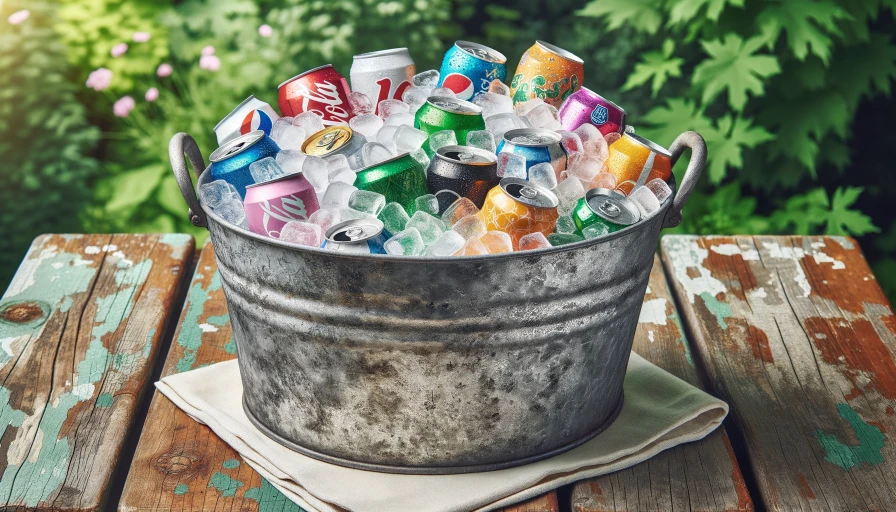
(0, 301, 47, 324)
(154, 451, 205, 478)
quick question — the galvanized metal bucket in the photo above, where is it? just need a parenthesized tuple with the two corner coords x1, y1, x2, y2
(170, 130, 706, 474)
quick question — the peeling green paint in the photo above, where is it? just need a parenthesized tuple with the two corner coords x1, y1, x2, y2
(816, 403, 886, 470)
(143, 327, 156, 359)
(0, 386, 26, 431)
(209, 471, 243, 497)
(245, 478, 306, 512)
(159, 234, 193, 259)
(207, 314, 229, 326)
(96, 393, 114, 407)
(173, 483, 189, 495)
(667, 311, 694, 367)
(222, 458, 240, 469)
(224, 336, 236, 355)
(176, 271, 222, 373)
(698, 291, 732, 330)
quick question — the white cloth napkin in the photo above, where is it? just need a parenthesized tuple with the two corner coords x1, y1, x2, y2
(156, 352, 727, 512)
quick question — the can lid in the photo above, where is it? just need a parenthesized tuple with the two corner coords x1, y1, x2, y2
(209, 130, 266, 163)
(426, 96, 482, 116)
(245, 171, 306, 189)
(436, 145, 497, 165)
(455, 41, 507, 64)
(579, 87, 626, 115)
(302, 126, 356, 156)
(325, 218, 385, 243)
(503, 128, 561, 147)
(213, 94, 257, 132)
(278, 64, 334, 89)
(585, 188, 641, 226)
(535, 40, 584, 64)
(499, 177, 559, 209)
(353, 48, 410, 60)
(624, 133, 672, 158)
(356, 151, 417, 173)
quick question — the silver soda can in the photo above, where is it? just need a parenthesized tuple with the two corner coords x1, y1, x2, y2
(213, 95, 280, 146)
(322, 218, 388, 254)
(350, 48, 416, 115)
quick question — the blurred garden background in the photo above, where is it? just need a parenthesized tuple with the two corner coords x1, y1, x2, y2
(1, 0, 894, 301)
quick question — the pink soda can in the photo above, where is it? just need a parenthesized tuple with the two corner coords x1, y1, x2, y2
(558, 87, 626, 136)
(243, 173, 320, 239)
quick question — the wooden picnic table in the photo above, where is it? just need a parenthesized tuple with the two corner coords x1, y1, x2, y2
(0, 233, 892, 511)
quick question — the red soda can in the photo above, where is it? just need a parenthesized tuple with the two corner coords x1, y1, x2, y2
(243, 173, 320, 239)
(558, 87, 626, 135)
(350, 48, 416, 115)
(278, 64, 354, 126)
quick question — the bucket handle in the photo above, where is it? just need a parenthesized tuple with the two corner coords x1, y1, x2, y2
(169, 132, 209, 229)
(663, 131, 707, 229)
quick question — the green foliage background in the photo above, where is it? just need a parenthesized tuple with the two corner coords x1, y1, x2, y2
(1, 0, 895, 302)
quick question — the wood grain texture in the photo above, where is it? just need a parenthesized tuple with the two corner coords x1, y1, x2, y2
(661, 235, 896, 511)
(571, 255, 753, 512)
(0, 233, 194, 511)
(501, 491, 559, 512)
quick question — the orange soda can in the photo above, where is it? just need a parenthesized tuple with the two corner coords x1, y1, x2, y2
(479, 178, 559, 250)
(604, 133, 672, 186)
(510, 41, 584, 107)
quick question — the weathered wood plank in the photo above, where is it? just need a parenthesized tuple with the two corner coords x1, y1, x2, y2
(0, 233, 194, 511)
(501, 491, 559, 512)
(571, 255, 753, 512)
(661, 235, 896, 511)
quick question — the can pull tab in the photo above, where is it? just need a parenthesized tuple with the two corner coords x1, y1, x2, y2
(519, 186, 539, 200)
(598, 201, 621, 218)
(345, 226, 364, 239)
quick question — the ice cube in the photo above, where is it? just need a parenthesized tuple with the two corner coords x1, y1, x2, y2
(340, 207, 368, 221)
(199, 179, 239, 208)
(480, 231, 513, 254)
(518, 232, 551, 251)
(629, 185, 661, 217)
(465, 130, 496, 152)
(361, 142, 394, 167)
(414, 194, 440, 216)
(402, 86, 431, 113)
(424, 230, 466, 256)
(384, 113, 415, 126)
(560, 130, 584, 156)
(430, 87, 454, 97)
(384, 228, 425, 256)
(270, 123, 306, 151)
(573, 123, 609, 162)
(513, 98, 546, 117)
(604, 132, 622, 145)
(279, 220, 322, 247)
(406, 210, 444, 245)
(590, 171, 617, 191)
(302, 156, 330, 191)
(484, 113, 525, 142)
(625, 125, 636, 134)
(320, 182, 358, 209)
(567, 156, 602, 184)
(473, 92, 514, 118)
(413, 69, 440, 88)
(547, 232, 584, 246)
(325, 154, 351, 172)
(216, 198, 248, 229)
(523, 103, 561, 130)
(582, 223, 610, 239)
(377, 99, 410, 119)
(455, 236, 488, 256)
(409, 148, 431, 169)
(348, 190, 386, 216)
(433, 188, 462, 213)
(554, 215, 577, 234)
(554, 176, 586, 213)
(276, 150, 307, 175)
(451, 214, 487, 240)
(428, 130, 458, 153)
(393, 125, 428, 152)
(377, 125, 400, 145)
(488, 80, 510, 96)
(497, 152, 526, 179)
(292, 111, 324, 136)
(378, 202, 411, 235)
(646, 178, 673, 204)
(270, 117, 293, 141)
(348, 91, 374, 115)
(349, 113, 383, 140)
(441, 197, 479, 226)
(249, 156, 286, 184)
(528, 162, 558, 190)
(328, 167, 356, 186)
(307, 208, 341, 234)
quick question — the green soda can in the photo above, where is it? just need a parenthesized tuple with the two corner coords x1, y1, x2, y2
(414, 96, 486, 156)
(354, 152, 428, 215)
(571, 188, 641, 235)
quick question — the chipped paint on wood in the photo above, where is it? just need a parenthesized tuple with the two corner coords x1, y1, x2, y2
(244, 478, 305, 512)
(175, 271, 222, 373)
(638, 298, 668, 325)
(816, 403, 886, 470)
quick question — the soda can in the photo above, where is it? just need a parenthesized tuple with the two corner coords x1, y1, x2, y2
(209, 130, 280, 199)
(213, 95, 280, 146)
(497, 128, 568, 178)
(427, 145, 500, 210)
(278, 64, 353, 126)
(301, 125, 367, 158)
(571, 188, 641, 235)
(322, 218, 388, 254)
(244, 173, 321, 239)
(414, 96, 485, 155)
(510, 40, 584, 107)
(558, 87, 625, 135)
(350, 48, 416, 115)
(605, 133, 672, 186)
(478, 177, 559, 250)
(437, 41, 507, 100)
(354, 152, 428, 214)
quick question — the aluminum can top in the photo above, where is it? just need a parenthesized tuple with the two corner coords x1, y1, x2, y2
(585, 188, 641, 226)
(578, 87, 626, 115)
(209, 130, 266, 163)
(454, 41, 507, 64)
(245, 171, 305, 189)
(625, 132, 672, 158)
(302, 126, 358, 156)
(436, 145, 497, 166)
(535, 40, 584, 64)
(325, 218, 386, 243)
(278, 64, 335, 89)
(425, 96, 482, 116)
(499, 177, 559, 209)
(353, 47, 411, 60)
(503, 128, 562, 147)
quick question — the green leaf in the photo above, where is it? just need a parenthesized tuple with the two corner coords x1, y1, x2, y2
(770, 187, 879, 235)
(577, 0, 663, 34)
(639, 99, 715, 151)
(826, 187, 878, 235)
(702, 116, 774, 184)
(756, 0, 850, 64)
(103, 164, 164, 213)
(622, 39, 683, 97)
(667, 0, 744, 25)
(692, 34, 781, 111)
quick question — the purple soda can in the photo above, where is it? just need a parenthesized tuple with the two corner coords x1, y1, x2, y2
(558, 87, 625, 136)
(243, 173, 320, 239)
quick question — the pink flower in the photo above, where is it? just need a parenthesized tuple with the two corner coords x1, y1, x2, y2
(145, 87, 159, 102)
(201, 45, 215, 56)
(156, 63, 173, 77)
(199, 55, 221, 72)
(8, 9, 29, 25)
(86, 68, 113, 91)
(111, 43, 128, 58)
(113, 96, 136, 117)
(132, 32, 151, 43)
(258, 24, 273, 37)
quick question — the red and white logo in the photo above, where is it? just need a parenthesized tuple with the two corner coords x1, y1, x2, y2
(441, 73, 474, 100)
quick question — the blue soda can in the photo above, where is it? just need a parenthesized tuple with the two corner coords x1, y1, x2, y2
(437, 41, 507, 101)
(497, 128, 568, 178)
(208, 130, 280, 199)
(321, 218, 387, 254)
